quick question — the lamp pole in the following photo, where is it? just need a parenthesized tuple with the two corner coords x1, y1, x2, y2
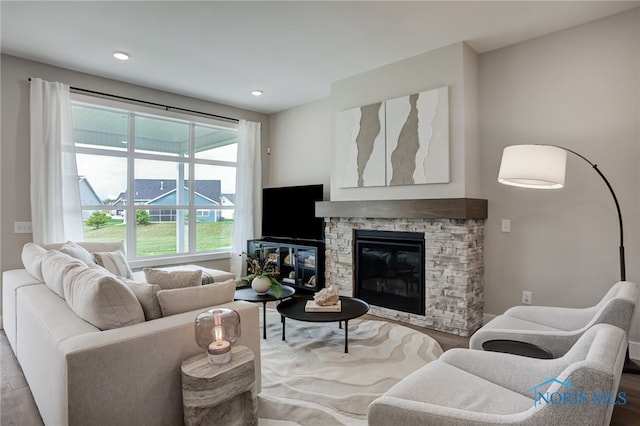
(547, 145, 626, 282)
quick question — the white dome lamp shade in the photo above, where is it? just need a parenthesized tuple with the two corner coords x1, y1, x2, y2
(497, 144, 567, 189)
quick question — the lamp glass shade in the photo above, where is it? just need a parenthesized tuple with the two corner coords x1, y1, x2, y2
(498, 145, 567, 189)
(194, 308, 241, 351)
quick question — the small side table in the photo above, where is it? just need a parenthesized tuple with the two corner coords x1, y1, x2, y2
(482, 339, 554, 359)
(234, 285, 295, 339)
(181, 345, 257, 426)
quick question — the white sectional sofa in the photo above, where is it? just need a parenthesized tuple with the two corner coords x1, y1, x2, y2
(3, 241, 261, 426)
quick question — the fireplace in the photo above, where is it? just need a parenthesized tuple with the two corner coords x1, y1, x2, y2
(316, 198, 488, 337)
(354, 230, 425, 315)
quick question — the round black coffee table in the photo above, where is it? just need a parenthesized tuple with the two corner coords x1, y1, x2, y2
(234, 285, 295, 339)
(277, 296, 370, 353)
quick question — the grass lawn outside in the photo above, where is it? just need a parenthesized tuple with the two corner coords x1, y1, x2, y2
(84, 218, 233, 257)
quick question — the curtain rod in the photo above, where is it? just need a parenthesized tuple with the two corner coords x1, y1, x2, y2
(28, 78, 239, 123)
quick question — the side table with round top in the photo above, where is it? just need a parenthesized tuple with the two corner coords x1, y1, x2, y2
(181, 345, 257, 426)
(277, 296, 370, 353)
(234, 285, 295, 339)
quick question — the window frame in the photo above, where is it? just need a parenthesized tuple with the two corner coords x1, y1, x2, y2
(72, 93, 237, 268)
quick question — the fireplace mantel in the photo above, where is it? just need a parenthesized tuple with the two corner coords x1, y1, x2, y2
(315, 198, 487, 220)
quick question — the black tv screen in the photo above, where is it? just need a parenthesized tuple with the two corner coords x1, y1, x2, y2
(262, 184, 324, 241)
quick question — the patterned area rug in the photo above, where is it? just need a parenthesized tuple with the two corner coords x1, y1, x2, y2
(258, 308, 443, 425)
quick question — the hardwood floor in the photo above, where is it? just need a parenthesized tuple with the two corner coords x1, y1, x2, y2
(2, 321, 639, 425)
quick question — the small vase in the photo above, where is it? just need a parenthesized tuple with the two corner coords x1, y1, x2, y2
(251, 276, 271, 295)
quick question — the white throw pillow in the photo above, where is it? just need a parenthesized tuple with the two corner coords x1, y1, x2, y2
(122, 279, 162, 321)
(21, 243, 48, 282)
(60, 241, 95, 265)
(93, 250, 133, 279)
(41, 250, 86, 298)
(143, 268, 203, 290)
(157, 279, 236, 317)
(63, 266, 145, 330)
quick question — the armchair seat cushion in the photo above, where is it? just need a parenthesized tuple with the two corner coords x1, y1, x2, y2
(381, 360, 532, 415)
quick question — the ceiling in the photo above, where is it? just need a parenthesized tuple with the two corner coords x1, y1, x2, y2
(2, 1, 639, 114)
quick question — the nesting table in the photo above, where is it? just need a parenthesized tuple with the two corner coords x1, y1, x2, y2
(277, 296, 370, 353)
(234, 285, 295, 339)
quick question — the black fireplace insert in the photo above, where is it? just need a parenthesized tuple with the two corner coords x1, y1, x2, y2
(354, 229, 425, 315)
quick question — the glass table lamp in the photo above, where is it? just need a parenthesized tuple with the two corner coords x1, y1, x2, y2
(194, 308, 241, 364)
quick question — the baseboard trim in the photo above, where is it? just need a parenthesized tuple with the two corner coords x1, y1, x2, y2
(0, 315, 3, 330)
(482, 313, 496, 326)
(630, 340, 640, 360)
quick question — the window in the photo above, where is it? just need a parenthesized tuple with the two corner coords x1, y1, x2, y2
(73, 96, 237, 265)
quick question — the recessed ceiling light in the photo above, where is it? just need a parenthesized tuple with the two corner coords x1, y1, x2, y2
(113, 51, 130, 61)
(251, 90, 263, 97)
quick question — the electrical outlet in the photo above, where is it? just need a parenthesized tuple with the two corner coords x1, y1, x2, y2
(14, 221, 32, 234)
(522, 290, 532, 305)
(501, 219, 511, 233)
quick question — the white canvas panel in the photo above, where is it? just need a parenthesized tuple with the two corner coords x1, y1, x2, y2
(386, 87, 449, 186)
(336, 102, 385, 188)
(418, 86, 449, 184)
(336, 107, 361, 188)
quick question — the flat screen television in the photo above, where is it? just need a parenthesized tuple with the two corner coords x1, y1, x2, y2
(262, 184, 324, 241)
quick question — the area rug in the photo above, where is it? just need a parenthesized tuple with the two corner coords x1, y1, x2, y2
(257, 308, 443, 425)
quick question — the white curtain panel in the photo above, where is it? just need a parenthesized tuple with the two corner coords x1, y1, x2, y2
(30, 78, 84, 244)
(231, 120, 262, 278)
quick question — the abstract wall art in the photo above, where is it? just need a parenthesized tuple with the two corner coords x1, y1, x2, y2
(336, 86, 449, 188)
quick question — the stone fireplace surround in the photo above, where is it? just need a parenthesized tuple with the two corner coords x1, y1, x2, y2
(316, 198, 487, 337)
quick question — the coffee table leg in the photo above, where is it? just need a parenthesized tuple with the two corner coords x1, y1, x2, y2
(281, 316, 286, 341)
(262, 301, 267, 340)
(344, 320, 349, 353)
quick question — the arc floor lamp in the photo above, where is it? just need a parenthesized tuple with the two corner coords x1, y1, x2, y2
(497, 144, 638, 374)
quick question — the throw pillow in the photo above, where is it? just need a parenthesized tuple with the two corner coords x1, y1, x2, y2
(40, 250, 86, 298)
(21, 243, 48, 282)
(143, 268, 203, 290)
(157, 279, 236, 317)
(60, 241, 95, 265)
(121, 279, 162, 321)
(63, 266, 145, 330)
(93, 250, 134, 279)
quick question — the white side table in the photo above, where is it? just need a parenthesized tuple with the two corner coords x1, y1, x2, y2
(181, 345, 257, 426)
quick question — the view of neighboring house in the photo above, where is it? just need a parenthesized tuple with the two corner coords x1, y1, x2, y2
(78, 176, 102, 219)
(112, 179, 231, 222)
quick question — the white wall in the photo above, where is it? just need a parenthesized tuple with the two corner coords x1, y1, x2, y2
(269, 10, 640, 346)
(0, 55, 270, 318)
(329, 42, 480, 201)
(267, 97, 332, 199)
(480, 10, 639, 345)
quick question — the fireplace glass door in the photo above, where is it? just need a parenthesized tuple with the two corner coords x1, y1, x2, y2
(354, 230, 425, 315)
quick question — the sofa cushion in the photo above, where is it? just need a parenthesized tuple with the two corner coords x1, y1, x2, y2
(41, 250, 86, 298)
(21, 242, 48, 282)
(93, 250, 133, 279)
(60, 241, 95, 265)
(143, 268, 203, 290)
(63, 266, 145, 330)
(122, 279, 162, 321)
(157, 279, 236, 317)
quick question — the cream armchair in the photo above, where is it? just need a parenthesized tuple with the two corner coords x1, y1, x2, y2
(469, 281, 637, 358)
(368, 324, 627, 426)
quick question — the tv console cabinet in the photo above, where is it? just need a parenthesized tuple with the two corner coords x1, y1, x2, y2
(247, 238, 325, 293)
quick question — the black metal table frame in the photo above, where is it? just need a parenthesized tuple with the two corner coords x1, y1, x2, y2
(234, 285, 295, 340)
(277, 296, 370, 353)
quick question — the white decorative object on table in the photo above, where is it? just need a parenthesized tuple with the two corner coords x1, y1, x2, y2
(313, 286, 339, 306)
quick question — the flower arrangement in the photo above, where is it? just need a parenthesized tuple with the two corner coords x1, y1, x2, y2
(239, 254, 282, 297)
